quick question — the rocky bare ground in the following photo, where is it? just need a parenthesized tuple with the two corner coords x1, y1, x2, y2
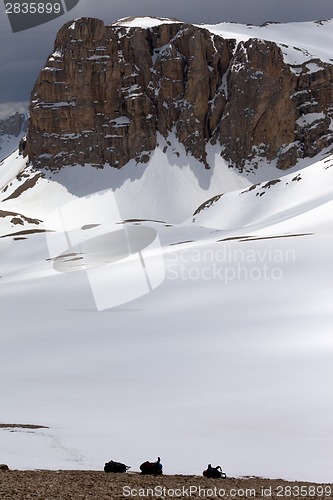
(0, 470, 332, 499)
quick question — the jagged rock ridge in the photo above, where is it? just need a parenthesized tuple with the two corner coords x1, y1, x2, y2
(26, 17, 333, 171)
(0, 112, 28, 160)
(0, 112, 27, 137)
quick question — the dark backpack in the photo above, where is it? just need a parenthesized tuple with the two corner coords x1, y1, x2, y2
(104, 460, 130, 473)
(203, 464, 226, 479)
(140, 457, 163, 475)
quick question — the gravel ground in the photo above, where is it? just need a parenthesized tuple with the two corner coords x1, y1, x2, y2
(0, 470, 332, 500)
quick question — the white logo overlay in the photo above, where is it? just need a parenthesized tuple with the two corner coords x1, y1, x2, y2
(4, 0, 81, 33)
(45, 189, 165, 310)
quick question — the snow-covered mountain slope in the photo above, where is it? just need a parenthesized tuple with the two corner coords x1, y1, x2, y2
(0, 138, 247, 226)
(192, 152, 333, 234)
(202, 18, 333, 65)
(0, 151, 73, 237)
(1, 146, 333, 481)
(0, 134, 323, 232)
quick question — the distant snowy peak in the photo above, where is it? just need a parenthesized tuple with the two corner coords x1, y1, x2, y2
(25, 16, 333, 172)
(0, 112, 28, 161)
(0, 112, 28, 137)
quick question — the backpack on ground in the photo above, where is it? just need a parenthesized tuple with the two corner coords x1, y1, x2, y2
(104, 460, 130, 473)
(203, 464, 226, 478)
(139, 456, 163, 475)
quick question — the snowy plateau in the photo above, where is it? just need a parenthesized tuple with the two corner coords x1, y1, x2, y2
(0, 17, 333, 482)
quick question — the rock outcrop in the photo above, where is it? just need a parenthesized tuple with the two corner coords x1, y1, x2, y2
(26, 17, 333, 171)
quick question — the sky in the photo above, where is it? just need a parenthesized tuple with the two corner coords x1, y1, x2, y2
(0, 0, 333, 117)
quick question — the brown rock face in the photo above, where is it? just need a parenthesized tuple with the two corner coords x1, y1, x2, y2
(26, 17, 333, 171)
(219, 40, 297, 168)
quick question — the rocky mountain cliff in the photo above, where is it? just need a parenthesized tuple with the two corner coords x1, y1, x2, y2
(25, 17, 333, 171)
